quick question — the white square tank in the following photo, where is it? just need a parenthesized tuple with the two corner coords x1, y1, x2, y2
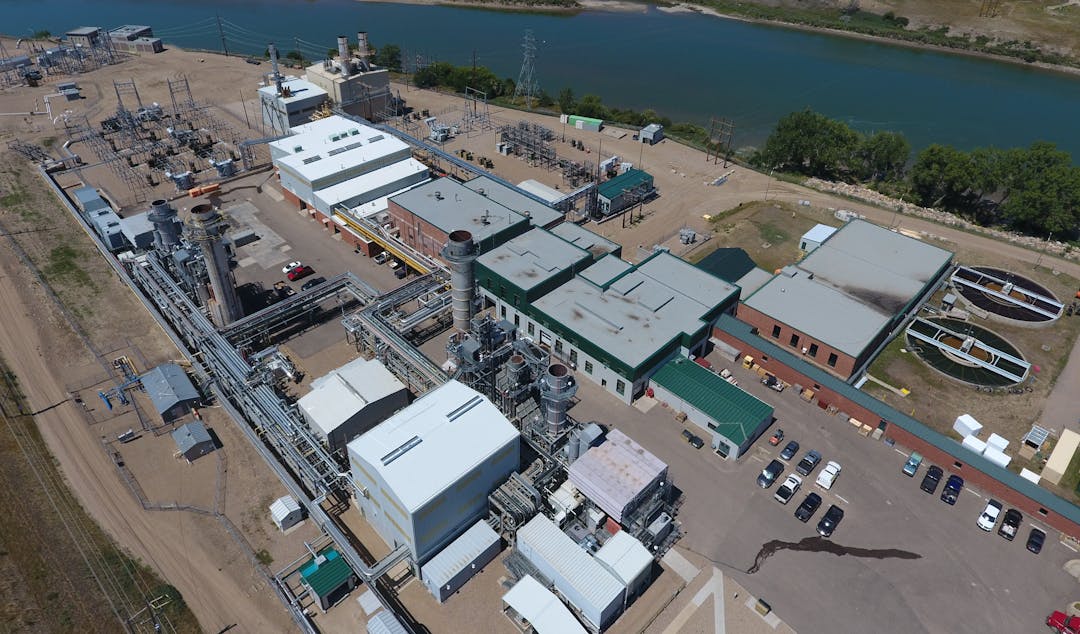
(961, 435, 987, 455)
(986, 433, 1009, 452)
(953, 414, 983, 438)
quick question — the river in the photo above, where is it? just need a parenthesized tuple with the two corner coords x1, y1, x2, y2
(4, 0, 1079, 158)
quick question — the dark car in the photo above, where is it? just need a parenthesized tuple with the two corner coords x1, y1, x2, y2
(757, 459, 784, 489)
(779, 440, 800, 461)
(920, 465, 943, 494)
(301, 276, 327, 291)
(998, 508, 1022, 540)
(1027, 528, 1046, 554)
(817, 504, 844, 537)
(794, 492, 822, 522)
(795, 450, 822, 476)
(941, 474, 964, 505)
(682, 429, 704, 449)
(287, 265, 314, 281)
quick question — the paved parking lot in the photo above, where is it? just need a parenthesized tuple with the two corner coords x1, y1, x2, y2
(569, 360, 1078, 634)
(219, 178, 408, 296)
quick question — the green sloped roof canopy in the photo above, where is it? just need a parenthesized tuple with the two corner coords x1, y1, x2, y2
(300, 549, 353, 597)
(652, 357, 773, 445)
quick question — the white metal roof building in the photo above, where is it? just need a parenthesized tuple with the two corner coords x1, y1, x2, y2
(568, 429, 668, 525)
(593, 531, 653, 598)
(517, 179, 565, 205)
(799, 223, 837, 253)
(421, 519, 501, 603)
(299, 358, 409, 454)
(347, 381, 519, 564)
(740, 219, 954, 378)
(258, 76, 328, 134)
(515, 515, 625, 632)
(366, 610, 409, 634)
(170, 421, 215, 463)
(463, 175, 564, 229)
(270, 115, 413, 208)
(502, 574, 587, 634)
(269, 495, 303, 532)
(312, 158, 429, 216)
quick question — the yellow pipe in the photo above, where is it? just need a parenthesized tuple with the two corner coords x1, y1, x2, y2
(333, 212, 431, 274)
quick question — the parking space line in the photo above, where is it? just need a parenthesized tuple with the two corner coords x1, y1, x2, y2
(1063, 541, 1077, 553)
(834, 494, 849, 505)
(894, 448, 909, 456)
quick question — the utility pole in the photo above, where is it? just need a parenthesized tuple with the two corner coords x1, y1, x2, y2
(239, 89, 251, 130)
(216, 14, 229, 57)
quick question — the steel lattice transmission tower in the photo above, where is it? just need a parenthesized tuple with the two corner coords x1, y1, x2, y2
(514, 30, 539, 109)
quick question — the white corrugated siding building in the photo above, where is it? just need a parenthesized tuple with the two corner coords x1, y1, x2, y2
(515, 515, 625, 632)
(568, 429, 668, 525)
(347, 381, 519, 565)
(298, 358, 410, 453)
(593, 531, 653, 599)
(502, 574, 587, 634)
(269, 495, 303, 532)
(421, 519, 501, 602)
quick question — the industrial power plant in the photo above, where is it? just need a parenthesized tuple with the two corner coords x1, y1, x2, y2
(9, 16, 1078, 634)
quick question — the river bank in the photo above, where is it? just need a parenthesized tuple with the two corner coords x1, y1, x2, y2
(357, 0, 1080, 76)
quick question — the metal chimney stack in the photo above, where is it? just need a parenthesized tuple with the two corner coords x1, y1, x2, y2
(540, 363, 577, 437)
(337, 35, 351, 77)
(267, 42, 283, 96)
(441, 230, 478, 333)
(356, 32, 370, 62)
(185, 204, 244, 327)
(147, 199, 181, 250)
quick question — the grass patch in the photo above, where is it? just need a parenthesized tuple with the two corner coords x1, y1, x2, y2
(0, 359, 200, 632)
(755, 221, 789, 245)
(1059, 448, 1080, 498)
(1, 190, 27, 208)
(44, 245, 95, 289)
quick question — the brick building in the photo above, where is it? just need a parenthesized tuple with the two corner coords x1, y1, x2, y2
(714, 314, 1080, 538)
(739, 220, 953, 380)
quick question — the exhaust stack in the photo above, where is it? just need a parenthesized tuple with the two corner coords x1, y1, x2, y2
(540, 363, 577, 437)
(337, 35, 351, 77)
(441, 230, 478, 333)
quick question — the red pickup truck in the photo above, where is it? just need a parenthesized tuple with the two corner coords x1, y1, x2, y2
(1048, 611, 1080, 633)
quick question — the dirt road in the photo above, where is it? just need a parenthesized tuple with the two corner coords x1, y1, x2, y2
(0, 248, 288, 633)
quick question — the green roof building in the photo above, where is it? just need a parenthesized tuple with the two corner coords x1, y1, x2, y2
(597, 169, 656, 217)
(649, 357, 774, 460)
(300, 548, 357, 611)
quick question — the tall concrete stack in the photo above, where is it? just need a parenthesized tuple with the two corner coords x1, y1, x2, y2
(441, 230, 478, 333)
(540, 363, 577, 437)
(356, 32, 370, 66)
(147, 199, 181, 251)
(185, 204, 244, 327)
(337, 35, 352, 77)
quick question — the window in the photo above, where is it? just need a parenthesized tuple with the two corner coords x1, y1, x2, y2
(601, 378, 607, 387)
(761, 355, 769, 362)
(827, 353, 838, 368)
(789, 334, 799, 348)
(500, 305, 506, 318)
(569, 350, 578, 365)
(616, 380, 625, 395)
(808, 343, 819, 357)
(527, 323, 535, 336)
(584, 360, 593, 374)
(953, 461, 963, 469)
(771, 325, 781, 339)
(555, 340, 564, 354)
(514, 314, 520, 327)
(1039, 508, 1048, 516)
(715, 441, 730, 458)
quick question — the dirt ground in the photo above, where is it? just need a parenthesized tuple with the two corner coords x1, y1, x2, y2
(862, 0, 1080, 57)
(4, 42, 1080, 633)
(0, 152, 314, 631)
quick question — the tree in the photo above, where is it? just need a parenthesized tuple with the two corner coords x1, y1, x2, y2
(557, 88, 576, 114)
(756, 109, 862, 180)
(858, 131, 910, 181)
(575, 94, 607, 119)
(999, 142, 1080, 235)
(909, 144, 973, 208)
(374, 44, 402, 72)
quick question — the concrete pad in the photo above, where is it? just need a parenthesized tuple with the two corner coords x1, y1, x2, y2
(357, 589, 380, 615)
(634, 396, 658, 413)
(663, 548, 701, 583)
